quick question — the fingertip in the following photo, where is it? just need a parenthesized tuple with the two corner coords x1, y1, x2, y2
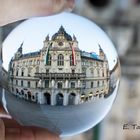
(0, 119, 5, 140)
(67, 0, 75, 10)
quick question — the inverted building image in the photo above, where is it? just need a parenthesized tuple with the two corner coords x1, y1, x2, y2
(8, 26, 110, 106)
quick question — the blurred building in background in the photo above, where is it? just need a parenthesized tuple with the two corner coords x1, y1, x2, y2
(1, 0, 140, 140)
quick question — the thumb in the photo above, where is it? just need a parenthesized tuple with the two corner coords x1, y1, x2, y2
(0, 119, 5, 140)
(0, 0, 75, 26)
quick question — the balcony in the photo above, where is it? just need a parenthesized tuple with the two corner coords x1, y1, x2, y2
(34, 73, 86, 79)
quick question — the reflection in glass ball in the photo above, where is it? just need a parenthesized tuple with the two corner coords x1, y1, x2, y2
(1, 12, 121, 137)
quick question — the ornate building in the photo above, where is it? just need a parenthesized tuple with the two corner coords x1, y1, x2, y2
(9, 26, 110, 106)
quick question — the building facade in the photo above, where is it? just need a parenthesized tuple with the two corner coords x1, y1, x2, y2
(9, 26, 110, 106)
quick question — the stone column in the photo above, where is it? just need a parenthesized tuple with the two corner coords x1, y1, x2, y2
(51, 91, 56, 105)
(37, 91, 45, 104)
(63, 92, 68, 106)
(51, 79, 55, 87)
(75, 93, 80, 105)
(78, 80, 81, 88)
(65, 80, 69, 88)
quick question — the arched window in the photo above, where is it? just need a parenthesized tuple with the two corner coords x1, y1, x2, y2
(57, 54, 64, 66)
(82, 68, 86, 74)
(16, 80, 18, 86)
(91, 69, 94, 75)
(21, 69, 24, 76)
(45, 80, 49, 88)
(28, 81, 30, 88)
(97, 81, 100, 87)
(36, 81, 38, 88)
(16, 69, 18, 76)
(71, 82, 75, 88)
(28, 67, 32, 77)
(36, 66, 39, 73)
(16, 88, 19, 94)
(47, 54, 52, 66)
(70, 54, 73, 66)
(91, 82, 93, 88)
(21, 80, 23, 86)
(57, 82, 63, 89)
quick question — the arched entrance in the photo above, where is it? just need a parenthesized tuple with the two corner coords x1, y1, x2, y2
(68, 93, 76, 105)
(56, 93, 63, 106)
(27, 91, 32, 101)
(44, 92, 51, 105)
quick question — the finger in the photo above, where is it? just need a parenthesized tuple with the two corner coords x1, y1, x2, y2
(0, 0, 75, 26)
(0, 119, 5, 140)
(5, 127, 60, 140)
(0, 104, 12, 119)
(2, 118, 60, 140)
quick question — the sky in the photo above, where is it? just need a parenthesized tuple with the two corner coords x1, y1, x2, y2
(3, 12, 118, 71)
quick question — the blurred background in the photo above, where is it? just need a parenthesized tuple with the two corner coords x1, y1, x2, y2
(1, 0, 140, 140)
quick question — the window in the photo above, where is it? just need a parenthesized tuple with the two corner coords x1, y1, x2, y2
(97, 69, 100, 76)
(47, 54, 51, 66)
(82, 68, 86, 74)
(70, 54, 73, 66)
(71, 82, 75, 88)
(16, 88, 19, 94)
(29, 60, 32, 65)
(21, 80, 23, 86)
(16, 80, 18, 86)
(45, 80, 49, 88)
(28, 67, 32, 77)
(28, 81, 30, 88)
(82, 81, 86, 88)
(91, 82, 93, 88)
(97, 81, 100, 87)
(57, 54, 64, 66)
(11, 79, 13, 84)
(36, 66, 39, 73)
(12, 87, 14, 92)
(36, 81, 38, 88)
(21, 70, 24, 76)
(46, 69, 49, 73)
(57, 82, 63, 89)
(91, 69, 94, 74)
(16, 70, 18, 76)
(72, 69, 75, 74)
(102, 71, 104, 77)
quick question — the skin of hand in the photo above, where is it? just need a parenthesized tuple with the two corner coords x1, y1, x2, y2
(0, 0, 75, 139)
(0, 0, 75, 26)
(0, 104, 60, 140)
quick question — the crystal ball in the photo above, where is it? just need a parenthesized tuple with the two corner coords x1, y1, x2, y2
(1, 12, 120, 137)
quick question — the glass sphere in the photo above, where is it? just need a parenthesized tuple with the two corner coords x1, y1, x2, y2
(1, 12, 120, 137)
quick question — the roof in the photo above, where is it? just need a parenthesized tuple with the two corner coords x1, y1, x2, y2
(81, 51, 102, 61)
(51, 26, 72, 41)
(14, 51, 40, 60)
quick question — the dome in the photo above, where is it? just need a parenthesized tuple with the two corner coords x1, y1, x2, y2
(51, 26, 72, 41)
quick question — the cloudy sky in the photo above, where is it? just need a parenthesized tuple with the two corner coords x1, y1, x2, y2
(3, 12, 118, 70)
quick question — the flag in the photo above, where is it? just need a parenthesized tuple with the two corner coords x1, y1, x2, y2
(45, 44, 51, 65)
(71, 46, 76, 65)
